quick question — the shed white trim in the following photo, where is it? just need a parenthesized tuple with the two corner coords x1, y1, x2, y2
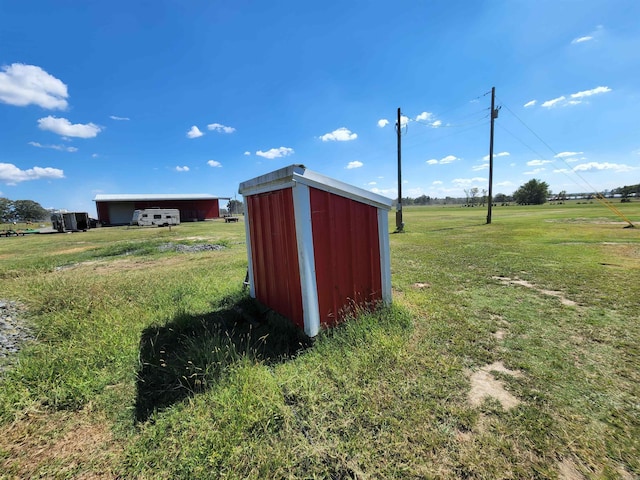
(377, 208, 392, 304)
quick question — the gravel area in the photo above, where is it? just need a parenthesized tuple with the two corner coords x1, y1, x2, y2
(0, 300, 34, 369)
(158, 243, 226, 253)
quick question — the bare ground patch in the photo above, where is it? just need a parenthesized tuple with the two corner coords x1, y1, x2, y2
(0, 409, 122, 479)
(492, 276, 577, 306)
(468, 361, 523, 410)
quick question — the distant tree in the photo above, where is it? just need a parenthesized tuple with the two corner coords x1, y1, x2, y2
(401, 197, 415, 206)
(226, 199, 244, 215)
(469, 187, 479, 206)
(0, 198, 13, 223)
(12, 200, 48, 222)
(463, 189, 470, 205)
(494, 193, 508, 203)
(414, 194, 431, 205)
(513, 179, 550, 205)
(481, 188, 487, 206)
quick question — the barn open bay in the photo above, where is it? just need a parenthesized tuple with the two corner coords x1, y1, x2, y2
(0, 202, 638, 478)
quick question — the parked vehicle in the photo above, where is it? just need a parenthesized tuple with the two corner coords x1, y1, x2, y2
(51, 212, 90, 232)
(131, 208, 180, 227)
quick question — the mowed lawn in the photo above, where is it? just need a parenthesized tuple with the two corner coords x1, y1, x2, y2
(0, 201, 638, 479)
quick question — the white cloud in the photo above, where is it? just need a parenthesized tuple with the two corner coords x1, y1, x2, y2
(256, 147, 294, 159)
(541, 96, 566, 108)
(426, 155, 459, 165)
(452, 177, 486, 186)
(540, 87, 611, 108)
(377, 119, 389, 128)
(570, 86, 611, 99)
(430, 120, 442, 128)
(524, 168, 546, 175)
(110, 115, 129, 121)
(175, 166, 189, 172)
(524, 100, 536, 108)
(400, 115, 409, 127)
(555, 151, 583, 158)
(472, 163, 489, 171)
(0, 163, 65, 184)
(432, 180, 443, 185)
(0, 63, 68, 110)
(207, 160, 222, 167)
(368, 181, 377, 185)
(573, 162, 634, 173)
(572, 36, 593, 44)
(416, 112, 433, 122)
(37, 116, 101, 138)
(370, 187, 397, 197)
(186, 126, 204, 139)
(207, 123, 236, 134)
(244, 151, 251, 156)
(28, 141, 78, 152)
(527, 159, 553, 166)
(320, 127, 357, 142)
(483, 151, 510, 161)
(346, 161, 363, 169)
(92, 153, 99, 158)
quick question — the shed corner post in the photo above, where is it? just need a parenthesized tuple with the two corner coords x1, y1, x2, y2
(378, 207, 392, 305)
(243, 200, 256, 298)
(292, 183, 321, 337)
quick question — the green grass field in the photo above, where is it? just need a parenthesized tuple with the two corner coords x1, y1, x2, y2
(0, 201, 638, 479)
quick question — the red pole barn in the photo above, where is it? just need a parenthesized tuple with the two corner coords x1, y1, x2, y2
(239, 164, 392, 337)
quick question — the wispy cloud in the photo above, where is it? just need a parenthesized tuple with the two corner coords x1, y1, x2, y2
(416, 112, 433, 122)
(207, 160, 222, 167)
(346, 161, 363, 169)
(38, 116, 101, 138)
(186, 126, 204, 139)
(109, 115, 130, 121)
(377, 119, 389, 128)
(427, 155, 459, 165)
(0, 63, 68, 110)
(555, 151, 584, 158)
(527, 159, 553, 166)
(483, 151, 510, 161)
(256, 147, 294, 159)
(244, 151, 251, 156)
(452, 177, 486, 186)
(0, 162, 65, 184)
(28, 141, 78, 152)
(207, 123, 235, 133)
(524, 100, 536, 108)
(540, 86, 611, 108)
(571, 36, 593, 44)
(573, 162, 634, 173)
(473, 163, 489, 171)
(320, 127, 357, 142)
(175, 166, 189, 172)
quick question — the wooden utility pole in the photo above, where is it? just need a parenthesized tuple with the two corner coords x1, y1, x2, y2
(396, 107, 404, 232)
(486, 87, 496, 224)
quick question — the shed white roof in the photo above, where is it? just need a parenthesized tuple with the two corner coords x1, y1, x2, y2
(238, 164, 393, 210)
(94, 194, 227, 202)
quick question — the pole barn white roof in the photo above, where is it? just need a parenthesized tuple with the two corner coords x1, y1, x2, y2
(93, 194, 227, 202)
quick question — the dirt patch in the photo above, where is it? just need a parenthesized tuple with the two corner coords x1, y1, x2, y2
(493, 276, 577, 306)
(558, 458, 585, 480)
(0, 409, 122, 478)
(468, 361, 523, 410)
(412, 282, 431, 289)
(55, 245, 94, 255)
(492, 330, 506, 340)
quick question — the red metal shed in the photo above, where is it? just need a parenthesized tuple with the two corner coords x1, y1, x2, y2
(239, 164, 392, 337)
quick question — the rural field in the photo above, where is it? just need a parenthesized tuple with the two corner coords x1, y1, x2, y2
(0, 201, 638, 479)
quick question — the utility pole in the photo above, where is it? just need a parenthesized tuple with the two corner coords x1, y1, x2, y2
(486, 87, 497, 224)
(396, 107, 404, 232)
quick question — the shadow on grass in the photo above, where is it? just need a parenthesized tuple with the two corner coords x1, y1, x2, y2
(135, 293, 311, 422)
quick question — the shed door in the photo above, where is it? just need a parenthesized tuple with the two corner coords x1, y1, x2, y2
(247, 189, 304, 328)
(309, 187, 382, 327)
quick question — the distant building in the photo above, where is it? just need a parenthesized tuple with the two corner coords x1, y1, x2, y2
(93, 194, 228, 225)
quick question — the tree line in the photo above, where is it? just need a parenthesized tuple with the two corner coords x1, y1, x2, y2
(0, 198, 49, 223)
(400, 179, 639, 207)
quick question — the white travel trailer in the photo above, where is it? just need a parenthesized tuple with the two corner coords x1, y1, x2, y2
(131, 208, 180, 227)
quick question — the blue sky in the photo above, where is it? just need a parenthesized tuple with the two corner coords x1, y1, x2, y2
(1, 0, 639, 214)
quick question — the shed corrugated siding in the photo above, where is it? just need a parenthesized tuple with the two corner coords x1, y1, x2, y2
(247, 189, 304, 329)
(309, 187, 382, 327)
